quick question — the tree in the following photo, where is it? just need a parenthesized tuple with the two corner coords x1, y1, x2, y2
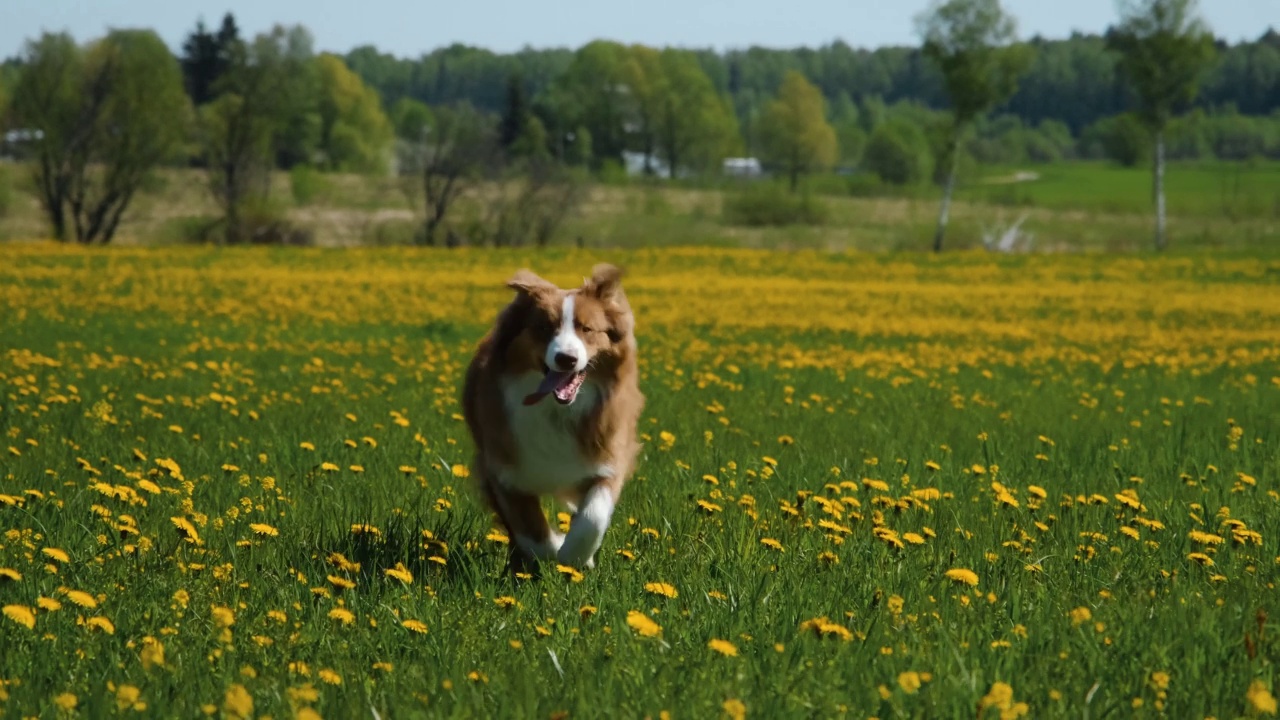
(756, 71, 837, 191)
(863, 118, 933, 185)
(398, 103, 498, 246)
(917, 0, 1032, 251)
(264, 26, 320, 169)
(652, 49, 741, 178)
(315, 53, 393, 172)
(550, 41, 633, 168)
(198, 26, 299, 244)
(1108, 0, 1216, 250)
(13, 30, 189, 244)
(499, 72, 530, 153)
(391, 98, 433, 141)
(180, 14, 239, 106)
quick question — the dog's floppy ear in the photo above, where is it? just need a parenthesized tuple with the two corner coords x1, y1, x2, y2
(507, 269, 556, 298)
(584, 263, 624, 301)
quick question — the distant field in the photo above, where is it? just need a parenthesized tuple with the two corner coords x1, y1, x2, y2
(0, 245, 1277, 717)
(1, 160, 1277, 251)
(960, 160, 1280, 218)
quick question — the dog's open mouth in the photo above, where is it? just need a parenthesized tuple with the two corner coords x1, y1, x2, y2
(524, 367, 587, 406)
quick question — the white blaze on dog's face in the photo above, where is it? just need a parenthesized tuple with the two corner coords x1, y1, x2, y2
(504, 265, 631, 407)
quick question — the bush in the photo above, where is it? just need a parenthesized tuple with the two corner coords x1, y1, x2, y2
(863, 119, 933, 186)
(1081, 114, 1150, 167)
(722, 183, 828, 226)
(0, 163, 12, 220)
(290, 165, 328, 206)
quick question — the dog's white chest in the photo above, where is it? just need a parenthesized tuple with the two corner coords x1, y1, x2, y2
(499, 373, 609, 495)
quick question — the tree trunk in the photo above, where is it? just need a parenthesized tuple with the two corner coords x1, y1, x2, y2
(1153, 129, 1166, 251)
(933, 134, 959, 253)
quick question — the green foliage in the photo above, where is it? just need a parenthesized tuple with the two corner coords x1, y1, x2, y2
(757, 72, 838, 191)
(863, 119, 934, 185)
(316, 53, 393, 173)
(289, 165, 328, 206)
(1109, 0, 1217, 130)
(1081, 114, 1153, 166)
(0, 163, 12, 220)
(722, 182, 829, 226)
(917, 0, 1033, 125)
(390, 98, 432, 142)
(551, 41, 633, 167)
(397, 102, 499, 245)
(651, 49, 741, 177)
(12, 29, 190, 243)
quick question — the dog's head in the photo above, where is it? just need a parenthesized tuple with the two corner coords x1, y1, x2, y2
(503, 264, 634, 406)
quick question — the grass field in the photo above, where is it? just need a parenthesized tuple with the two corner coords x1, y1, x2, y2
(1, 244, 1279, 718)
(2, 160, 1277, 252)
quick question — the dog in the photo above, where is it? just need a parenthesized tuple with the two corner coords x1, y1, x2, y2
(462, 264, 643, 571)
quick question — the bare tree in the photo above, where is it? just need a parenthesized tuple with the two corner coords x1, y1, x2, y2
(398, 103, 498, 246)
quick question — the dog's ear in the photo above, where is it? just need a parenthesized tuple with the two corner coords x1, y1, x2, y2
(507, 269, 556, 298)
(584, 264, 624, 301)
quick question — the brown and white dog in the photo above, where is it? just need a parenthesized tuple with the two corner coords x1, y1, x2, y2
(462, 264, 643, 570)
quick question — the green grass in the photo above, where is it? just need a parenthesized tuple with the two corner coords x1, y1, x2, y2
(958, 160, 1280, 219)
(0, 245, 1277, 717)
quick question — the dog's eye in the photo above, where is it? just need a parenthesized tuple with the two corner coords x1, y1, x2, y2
(579, 324, 595, 333)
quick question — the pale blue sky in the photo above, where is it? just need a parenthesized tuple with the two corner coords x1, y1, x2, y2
(2, 0, 1275, 59)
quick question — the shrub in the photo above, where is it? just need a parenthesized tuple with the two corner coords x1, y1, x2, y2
(0, 162, 12, 220)
(1081, 114, 1150, 167)
(863, 119, 933, 186)
(290, 165, 328, 206)
(722, 183, 828, 227)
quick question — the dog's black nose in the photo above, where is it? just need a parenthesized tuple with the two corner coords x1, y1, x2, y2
(554, 352, 579, 370)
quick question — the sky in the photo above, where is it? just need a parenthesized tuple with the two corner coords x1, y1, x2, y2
(2, 0, 1276, 59)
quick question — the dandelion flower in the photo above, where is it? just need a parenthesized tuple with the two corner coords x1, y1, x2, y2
(140, 638, 165, 670)
(249, 523, 278, 537)
(759, 538, 784, 552)
(3, 605, 35, 630)
(318, 669, 343, 685)
(384, 563, 414, 584)
(451, 464, 470, 478)
(65, 590, 98, 608)
(41, 548, 70, 563)
(327, 574, 356, 590)
(944, 568, 979, 586)
(722, 698, 746, 720)
(1246, 680, 1278, 715)
(85, 616, 115, 634)
(707, 638, 738, 656)
(0, 568, 21, 582)
(898, 671, 923, 694)
(54, 693, 78, 711)
(328, 608, 355, 625)
(1069, 606, 1092, 627)
(402, 619, 428, 634)
(211, 605, 236, 628)
(644, 582, 678, 599)
(37, 597, 61, 612)
(222, 684, 253, 719)
(626, 610, 662, 637)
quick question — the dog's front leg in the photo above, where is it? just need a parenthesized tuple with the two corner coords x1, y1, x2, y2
(557, 479, 618, 569)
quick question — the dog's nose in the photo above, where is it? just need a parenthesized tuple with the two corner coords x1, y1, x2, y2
(553, 352, 579, 370)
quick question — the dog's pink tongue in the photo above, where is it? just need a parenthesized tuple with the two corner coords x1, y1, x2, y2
(523, 370, 570, 406)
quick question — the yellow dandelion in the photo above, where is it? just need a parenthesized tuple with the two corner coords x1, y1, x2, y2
(328, 608, 355, 626)
(3, 604, 36, 630)
(898, 670, 924, 694)
(85, 616, 115, 634)
(759, 538, 784, 552)
(451, 464, 470, 478)
(320, 462, 340, 472)
(723, 698, 747, 720)
(384, 563, 414, 584)
(140, 637, 166, 670)
(170, 516, 200, 544)
(644, 582, 679, 599)
(37, 596, 61, 612)
(222, 684, 253, 719)
(402, 619, 428, 634)
(707, 638, 738, 657)
(54, 693, 78, 711)
(1069, 606, 1093, 627)
(373, 662, 394, 672)
(211, 605, 236, 628)
(1247, 680, 1278, 716)
(0, 568, 21, 582)
(249, 523, 278, 537)
(494, 596, 517, 609)
(944, 568, 979, 586)
(318, 669, 342, 685)
(327, 574, 356, 590)
(41, 548, 70, 563)
(626, 610, 662, 637)
(65, 589, 98, 609)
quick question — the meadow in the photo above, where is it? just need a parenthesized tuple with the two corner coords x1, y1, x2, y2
(0, 243, 1278, 718)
